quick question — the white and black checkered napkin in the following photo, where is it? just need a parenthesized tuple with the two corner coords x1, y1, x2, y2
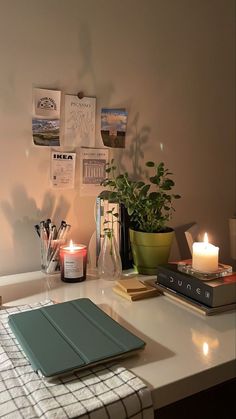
(0, 302, 154, 419)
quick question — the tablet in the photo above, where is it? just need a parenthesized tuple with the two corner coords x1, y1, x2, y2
(8, 298, 145, 378)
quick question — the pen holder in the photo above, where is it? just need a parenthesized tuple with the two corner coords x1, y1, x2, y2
(41, 238, 67, 274)
(36, 220, 71, 275)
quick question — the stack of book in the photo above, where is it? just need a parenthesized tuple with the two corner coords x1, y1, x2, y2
(113, 278, 159, 301)
(96, 192, 133, 269)
(152, 262, 236, 315)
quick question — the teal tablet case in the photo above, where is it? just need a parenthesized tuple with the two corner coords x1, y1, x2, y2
(8, 298, 145, 377)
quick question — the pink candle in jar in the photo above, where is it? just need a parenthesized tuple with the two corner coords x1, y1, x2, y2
(60, 240, 87, 282)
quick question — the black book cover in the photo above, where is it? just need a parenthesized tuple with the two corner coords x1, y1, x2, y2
(151, 282, 236, 315)
(156, 264, 236, 307)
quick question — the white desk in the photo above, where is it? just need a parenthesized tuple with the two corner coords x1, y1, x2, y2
(0, 271, 235, 410)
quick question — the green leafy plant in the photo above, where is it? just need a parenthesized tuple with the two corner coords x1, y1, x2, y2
(101, 159, 181, 233)
(103, 207, 120, 251)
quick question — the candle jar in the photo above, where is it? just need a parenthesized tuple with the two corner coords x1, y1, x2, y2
(60, 242, 87, 282)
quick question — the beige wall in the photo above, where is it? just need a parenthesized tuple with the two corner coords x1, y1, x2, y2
(0, 0, 235, 275)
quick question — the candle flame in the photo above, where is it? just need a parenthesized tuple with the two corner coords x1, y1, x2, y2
(69, 240, 74, 251)
(203, 232, 209, 243)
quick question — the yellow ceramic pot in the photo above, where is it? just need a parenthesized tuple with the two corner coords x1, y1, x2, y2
(129, 228, 174, 275)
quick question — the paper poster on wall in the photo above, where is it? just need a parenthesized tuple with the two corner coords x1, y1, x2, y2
(79, 147, 109, 196)
(32, 88, 61, 146)
(50, 151, 76, 189)
(101, 108, 128, 148)
(64, 95, 96, 147)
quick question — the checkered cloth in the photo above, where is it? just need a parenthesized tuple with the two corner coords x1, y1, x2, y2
(0, 302, 154, 419)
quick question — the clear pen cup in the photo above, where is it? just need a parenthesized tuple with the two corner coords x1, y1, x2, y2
(41, 238, 67, 275)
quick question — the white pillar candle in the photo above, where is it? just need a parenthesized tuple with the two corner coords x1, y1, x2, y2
(192, 233, 219, 272)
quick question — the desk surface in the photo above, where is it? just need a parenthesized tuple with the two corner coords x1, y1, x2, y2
(0, 270, 236, 409)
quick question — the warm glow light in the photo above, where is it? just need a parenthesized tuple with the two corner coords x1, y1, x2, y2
(202, 342, 209, 356)
(63, 240, 84, 253)
(69, 240, 74, 251)
(203, 232, 209, 244)
(191, 329, 219, 360)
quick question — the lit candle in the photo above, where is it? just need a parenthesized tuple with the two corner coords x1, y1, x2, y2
(60, 240, 87, 282)
(192, 233, 219, 272)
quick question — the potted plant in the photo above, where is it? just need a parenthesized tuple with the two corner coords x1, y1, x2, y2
(101, 159, 181, 274)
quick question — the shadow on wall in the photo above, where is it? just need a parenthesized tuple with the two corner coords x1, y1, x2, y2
(0, 184, 70, 274)
(77, 21, 115, 106)
(113, 112, 151, 179)
(76, 22, 191, 262)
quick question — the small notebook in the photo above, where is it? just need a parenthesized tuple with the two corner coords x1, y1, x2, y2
(113, 281, 160, 301)
(8, 298, 145, 378)
(113, 278, 160, 301)
(116, 278, 147, 293)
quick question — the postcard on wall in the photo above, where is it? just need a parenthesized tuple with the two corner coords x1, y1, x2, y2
(64, 95, 96, 147)
(32, 88, 61, 146)
(101, 108, 128, 148)
(50, 151, 76, 189)
(79, 147, 109, 196)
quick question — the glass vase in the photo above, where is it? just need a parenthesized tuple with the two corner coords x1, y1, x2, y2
(98, 231, 122, 281)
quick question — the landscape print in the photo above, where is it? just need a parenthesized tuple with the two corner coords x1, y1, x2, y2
(101, 108, 128, 148)
(32, 118, 60, 146)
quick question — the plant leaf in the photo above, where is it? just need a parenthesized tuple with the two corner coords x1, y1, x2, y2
(150, 175, 159, 185)
(140, 184, 150, 197)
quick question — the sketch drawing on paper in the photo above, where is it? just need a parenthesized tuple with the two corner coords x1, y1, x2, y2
(65, 95, 96, 147)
